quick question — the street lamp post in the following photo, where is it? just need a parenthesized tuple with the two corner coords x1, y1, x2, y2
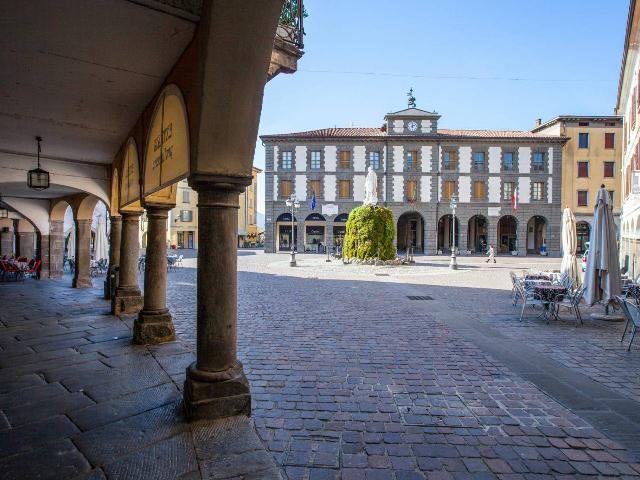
(325, 212, 335, 262)
(449, 196, 458, 270)
(285, 194, 300, 267)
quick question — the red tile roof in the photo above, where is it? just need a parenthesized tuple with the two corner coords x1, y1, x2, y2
(261, 127, 566, 141)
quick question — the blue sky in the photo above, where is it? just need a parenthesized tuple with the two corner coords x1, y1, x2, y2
(254, 0, 629, 217)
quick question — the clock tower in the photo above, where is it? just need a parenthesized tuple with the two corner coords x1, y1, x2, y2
(385, 93, 441, 135)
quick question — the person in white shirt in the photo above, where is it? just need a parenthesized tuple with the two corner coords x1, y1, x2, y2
(486, 244, 496, 264)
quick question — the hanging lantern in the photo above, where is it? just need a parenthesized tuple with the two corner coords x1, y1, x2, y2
(27, 136, 50, 190)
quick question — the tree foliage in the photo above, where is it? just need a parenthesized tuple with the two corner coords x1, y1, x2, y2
(343, 205, 396, 261)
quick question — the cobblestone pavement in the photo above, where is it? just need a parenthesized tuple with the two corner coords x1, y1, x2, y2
(165, 251, 640, 479)
(0, 276, 282, 480)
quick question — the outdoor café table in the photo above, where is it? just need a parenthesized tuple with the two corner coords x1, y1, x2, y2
(525, 274, 551, 281)
(534, 284, 567, 322)
(626, 284, 640, 304)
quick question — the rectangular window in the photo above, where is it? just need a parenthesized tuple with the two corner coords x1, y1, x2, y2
(577, 161, 589, 178)
(406, 180, 417, 201)
(443, 151, 457, 170)
(406, 150, 418, 170)
(369, 151, 381, 169)
(310, 151, 321, 169)
(472, 152, 485, 170)
(577, 190, 588, 206)
(608, 190, 615, 205)
(180, 210, 193, 222)
(338, 180, 351, 199)
(532, 182, 544, 201)
(578, 122, 589, 127)
(279, 179, 293, 198)
(339, 150, 351, 169)
(443, 180, 456, 199)
(182, 189, 190, 203)
(578, 132, 589, 149)
(503, 182, 514, 201)
(281, 151, 293, 169)
(604, 161, 615, 178)
(502, 152, 514, 171)
(532, 152, 545, 172)
(605, 132, 615, 149)
(472, 181, 485, 200)
(308, 180, 321, 198)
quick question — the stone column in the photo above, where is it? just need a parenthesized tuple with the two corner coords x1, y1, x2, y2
(184, 179, 251, 420)
(38, 233, 49, 279)
(104, 216, 122, 299)
(18, 232, 35, 259)
(73, 219, 92, 288)
(0, 231, 13, 257)
(134, 205, 175, 344)
(48, 220, 64, 278)
(112, 212, 143, 315)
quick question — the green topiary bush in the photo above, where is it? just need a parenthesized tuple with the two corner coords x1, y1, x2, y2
(343, 205, 396, 260)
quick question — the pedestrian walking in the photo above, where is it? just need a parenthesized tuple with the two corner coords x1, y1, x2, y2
(486, 244, 496, 263)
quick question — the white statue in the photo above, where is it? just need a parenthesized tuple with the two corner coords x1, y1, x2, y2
(364, 166, 378, 205)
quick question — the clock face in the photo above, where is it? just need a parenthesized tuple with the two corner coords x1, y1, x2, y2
(407, 121, 418, 132)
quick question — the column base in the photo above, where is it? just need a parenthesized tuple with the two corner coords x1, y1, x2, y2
(133, 310, 176, 344)
(112, 288, 144, 315)
(183, 361, 251, 421)
(72, 277, 92, 288)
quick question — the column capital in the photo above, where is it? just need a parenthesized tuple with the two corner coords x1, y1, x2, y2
(188, 174, 251, 195)
(109, 215, 122, 223)
(144, 204, 174, 216)
(120, 210, 143, 219)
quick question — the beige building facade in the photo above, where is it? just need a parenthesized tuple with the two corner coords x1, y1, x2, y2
(533, 116, 622, 254)
(617, 0, 640, 277)
(169, 167, 261, 249)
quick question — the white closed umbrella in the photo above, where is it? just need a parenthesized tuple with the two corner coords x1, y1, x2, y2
(560, 208, 580, 287)
(94, 215, 108, 262)
(584, 186, 621, 306)
(66, 227, 76, 259)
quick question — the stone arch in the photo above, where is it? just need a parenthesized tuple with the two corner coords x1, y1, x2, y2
(398, 211, 425, 253)
(304, 213, 326, 253)
(576, 221, 590, 254)
(467, 215, 488, 254)
(50, 198, 72, 222)
(110, 166, 121, 217)
(120, 138, 142, 210)
(0, 218, 14, 257)
(436, 213, 458, 253)
(143, 84, 190, 198)
(497, 215, 518, 254)
(526, 215, 548, 255)
(275, 212, 297, 252)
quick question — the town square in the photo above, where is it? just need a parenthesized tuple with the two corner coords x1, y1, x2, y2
(2, 1, 640, 479)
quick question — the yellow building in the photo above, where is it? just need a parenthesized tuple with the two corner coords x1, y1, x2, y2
(238, 167, 261, 247)
(169, 167, 261, 249)
(533, 116, 622, 253)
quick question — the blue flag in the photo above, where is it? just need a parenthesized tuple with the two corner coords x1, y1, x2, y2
(311, 191, 316, 210)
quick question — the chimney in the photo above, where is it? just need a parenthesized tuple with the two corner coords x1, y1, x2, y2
(535, 118, 542, 127)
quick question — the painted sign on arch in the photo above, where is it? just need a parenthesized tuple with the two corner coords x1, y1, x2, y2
(143, 84, 190, 197)
(120, 139, 141, 208)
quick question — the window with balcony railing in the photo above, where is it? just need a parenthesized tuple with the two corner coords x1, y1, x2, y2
(472, 152, 485, 171)
(443, 151, 457, 170)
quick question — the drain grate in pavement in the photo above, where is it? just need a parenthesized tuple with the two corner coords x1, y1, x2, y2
(407, 295, 434, 300)
(375, 273, 390, 276)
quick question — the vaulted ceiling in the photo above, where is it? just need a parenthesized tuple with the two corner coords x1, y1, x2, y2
(0, 0, 197, 165)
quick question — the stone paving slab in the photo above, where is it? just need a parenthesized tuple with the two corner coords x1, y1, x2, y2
(165, 253, 640, 478)
(0, 277, 282, 480)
